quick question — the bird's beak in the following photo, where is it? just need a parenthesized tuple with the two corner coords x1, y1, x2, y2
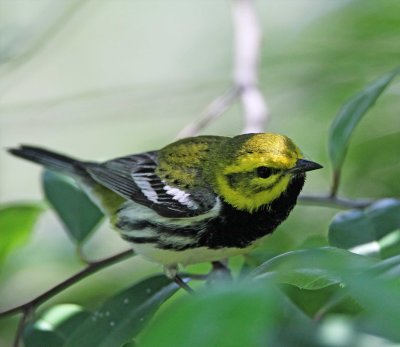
(289, 159, 323, 174)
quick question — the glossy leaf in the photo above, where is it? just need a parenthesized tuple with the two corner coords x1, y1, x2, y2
(139, 281, 282, 347)
(63, 275, 179, 347)
(24, 304, 90, 347)
(370, 255, 400, 280)
(24, 328, 63, 347)
(282, 284, 363, 318)
(251, 247, 374, 290)
(252, 249, 400, 341)
(329, 199, 400, 258)
(0, 203, 44, 265)
(328, 68, 399, 171)
(42, 170, 103, 244)
(341, 270, 400, 342)
(121, 342, 137, 347)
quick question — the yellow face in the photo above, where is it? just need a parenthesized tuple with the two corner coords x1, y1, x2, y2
(214, 133, 304, 212)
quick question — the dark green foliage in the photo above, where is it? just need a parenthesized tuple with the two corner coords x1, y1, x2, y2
(63, 275, 179, 347)
(328, 68, 399, 171)
(139, 281, 283, 347)
(23, 304, 90, 347)
(22, 276, 179, 347)
(42, 170, 103, 244)
(329, 199, 400, 258)
(0, 203, 44, 266)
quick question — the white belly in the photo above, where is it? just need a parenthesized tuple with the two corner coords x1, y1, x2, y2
(131, 242, 255, 266)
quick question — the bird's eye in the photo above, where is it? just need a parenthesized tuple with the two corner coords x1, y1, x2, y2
(256, 166, 273, 179)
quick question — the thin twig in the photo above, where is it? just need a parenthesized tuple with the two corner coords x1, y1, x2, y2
(177, 87, 240, 138)
(177, 0, 268, 137)
(172, 276, 195, 295)
(299, 195, 374, 209)
(0, 0, 91, 99)
(0, 0, 89, 76)
(330, 170, 341, 198)
(13, 308, 32, 347)
(179, 273, 209, 281)
(0, 249, 134, 318)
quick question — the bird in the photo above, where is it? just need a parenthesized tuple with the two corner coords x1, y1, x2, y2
(8, 133, 322, 290)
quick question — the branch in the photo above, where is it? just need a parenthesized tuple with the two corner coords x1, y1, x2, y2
(0, 249, 134, 318)
(299, 195, 374, 209)
(0, 0, 89, 75)
(330, 170, 341, 198)
(177, 0, 268, 137)
(232, 0, 269, 133)
(177, 87, 240, 138)
(13, 309, 32, 347)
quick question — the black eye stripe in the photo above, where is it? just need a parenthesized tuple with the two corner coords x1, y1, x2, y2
(226, 173, 238, 188)
(225, 167, 279, 185)
(256, 166, 278, 179)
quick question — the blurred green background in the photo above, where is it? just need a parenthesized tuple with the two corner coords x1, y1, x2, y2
(0, 0, 399, 345)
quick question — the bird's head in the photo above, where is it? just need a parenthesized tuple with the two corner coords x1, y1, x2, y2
(211, 133, 322, 212)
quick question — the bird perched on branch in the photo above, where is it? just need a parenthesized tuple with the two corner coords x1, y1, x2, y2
(9, 133, 322, 290)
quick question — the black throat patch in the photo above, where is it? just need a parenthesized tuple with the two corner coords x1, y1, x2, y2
(198, 174, 306, 249)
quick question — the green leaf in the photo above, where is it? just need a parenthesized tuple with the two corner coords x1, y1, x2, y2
(251, 247, 374, 290)
(24, 327, 63, 347)
(282, 284, 363, 318)
(370, 255, 400, 279)
(329, 199, 400, 258)
(328, 68, 399, 171)
(0, 203, 44, 265)
(342, 271, 400, 342)
(63, 275, 179, 347)
(24, 304, 90, 347)
(139, 281, 282, 347)
(42, 170, 103, 244)
(252, 249, 400, 342)
(121, 342, 137, 347)
(378, 230, 400, 259)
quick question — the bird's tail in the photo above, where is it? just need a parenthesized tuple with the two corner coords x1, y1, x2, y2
(8, 145, 86, 177)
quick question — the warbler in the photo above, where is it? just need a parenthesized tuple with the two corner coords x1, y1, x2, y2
(9, 133, 321, 286)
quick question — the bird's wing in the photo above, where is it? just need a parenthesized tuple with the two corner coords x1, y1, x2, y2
(85, 151, 217, 218)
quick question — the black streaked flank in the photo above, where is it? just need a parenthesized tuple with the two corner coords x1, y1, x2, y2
(156, 242, 197, 251)
(120, 232, 198, 251)
(120, 235, 159, 244)
(116, 218, 209, 237)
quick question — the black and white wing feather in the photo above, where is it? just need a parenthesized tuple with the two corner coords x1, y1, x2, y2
(85, 152, 217, 218)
